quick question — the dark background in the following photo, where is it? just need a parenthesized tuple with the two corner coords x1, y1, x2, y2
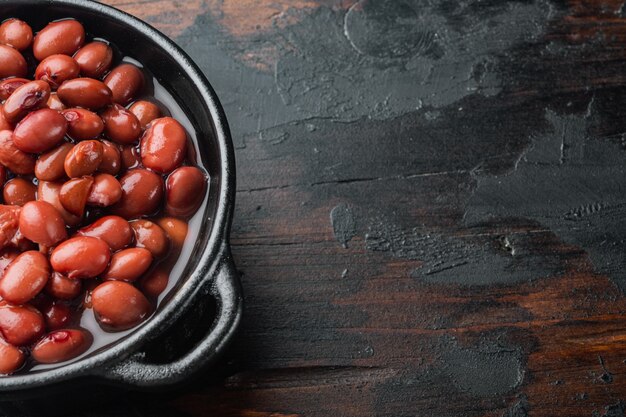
(94, 0, 626, 416)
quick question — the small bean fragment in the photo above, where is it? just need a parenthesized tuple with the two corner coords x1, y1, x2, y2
(165, 166, 207, 218)
(73, 41, 113, 79)
(57, 78, 112, 109)
(130, 219, 169, 258)
(12, 108, 67, 153)
(0, 77, 28, 101)
(91, 281, 151, 331)
(47, 93, 66, 111)
(76, 215, 132, 252)
(112, 169, 164, 219)
(0, 45, 27, 79)
(0, 302, 44, 346)
(19, 201, 67, 246)
(0, 205, 20, 250)
(64, 140, 103, 178)
(103, 64, 144, 106)
(102, 248, 152, 282)
(31, 329, 92, 364)
(35, 54, 80, 90)
(86, 173, 121, 207)
(33, 20, 85, 61)
(45, 272, 81, 300)
(0, 338, 24, 374)
(101, 104, 141, 144)
(129, 100, 161, 129)
(0, 251, 50, 304)
(98, 140, 121, 175)
(3, 80, 51, 124)
(62, 108, 104, 140)
(0, 19, 32, 51)
(50, 236, 110, 279)
(35, 142, 73, 181)
(37, 181, 81, 227)
(3, 178, 36, 206)
(59, 176, 94, 217)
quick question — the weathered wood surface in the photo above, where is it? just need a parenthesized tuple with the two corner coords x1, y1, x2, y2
(92, 1, 626, 416)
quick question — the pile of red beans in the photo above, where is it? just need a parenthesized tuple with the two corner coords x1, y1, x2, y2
(0, 18, 208, 375)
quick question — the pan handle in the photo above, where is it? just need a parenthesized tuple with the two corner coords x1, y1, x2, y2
(97, 250, 242, 388)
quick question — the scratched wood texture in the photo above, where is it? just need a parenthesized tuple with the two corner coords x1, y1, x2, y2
(87, 1, 626, 416)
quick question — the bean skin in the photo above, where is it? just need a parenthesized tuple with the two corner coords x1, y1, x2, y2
(3, 80, 51, 124)
(13, 108, 68, 153)
(0, 338, 24, 374)
(59, 176, 94, 217)
(157, 217, 188, 254)
(140, 117, 187, 173)
(87, 173, 121, 207)
(45, 272, 81, 300)
(0, 205, 20, 250)
(91, 281, 151, 331)
(102, 248, 152, 282)
(98, 140, 121, 175)
(0, 302, 45, 346)
(129, 100, 161, 129)
(76, 215, 132, 252)
(62, 108, 104, 141)
(73, 41, 113, 79)
(165, 166, 207, 218)
(31, 329, 92, 364)
(35, 142, 73, 181)
(120, 145, 140, 170)
(0, 250, 18, 279)
(50, 236, 110, 279)
(0, 131, 36, 175)
(33, 20, 85, 61)
(130, 220, 169, 258)
(140, 267, 169, 298)
(0, 251, 50, 304)
(19, 201, 68, 246)
(64, 140, 103, 178)
(0, 77, 28, 101)
(101, 104, 141, 144)
(0, 107, 10, 131)
(0, 45, 27, 79)
(57, 78, 112, 110)
(3, 178, 36, 206)
(37, 181, 81, 227)
(103, 64, 144, 106)
(35, 55, 80, 90)
(112, 169, 164, 219)
(47, 93, 66, 111)
(0, 19, 32, 51)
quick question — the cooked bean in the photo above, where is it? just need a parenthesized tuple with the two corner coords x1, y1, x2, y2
(0, 302, 44, 346)
(0, 45, 27, 79)
(45, 272, 81, 300)
(19, 201, 67, 246)
(157, 217, 188, 254)
(73, 41, 113, 79)
(129, 100, 161, 129)
(50, 236, 110, 279)
(112, 169, 164, 219)
(3, 80, 51, 124)
(0, 251, 50, 304)
(165, 166, 207, 218)
(31, 329, 91, 364)
(3, 178, 36, 206)
(37, 181, 81, 227)
(130, 220, 169, 258)
(12, 108, 67, 153)
(62, 108, 103, 141)
(86, 173, 121, 207)
(57, 78, 112, 109)
(0, 19, 32, 51)
(0, 131, 35, 175)
(33, 20, 85, 61)
(0, 250, 18, 279)
(59, 176, 94, 216)
(0, 107, 10, 132)
(102, 248, 152, 282)
(64, 140, 103, 178)
(98, 140, 121, 175)
(103, 64, 144, 105)
(0, 205, 20, 250)
(76, 215, 132, 252)
(140, 267, 169, 298)
(35, 142, 73, 181)
(140, 117, 187, 173)
(120, 145, 140, 170)
(0, 338, 24, 374)
(91, 281, 151, 331)
(40, 301, 72, 330)
(101, 104, 141, 144)
(35, 55, 80, 90)
(0, 77, 28, 101)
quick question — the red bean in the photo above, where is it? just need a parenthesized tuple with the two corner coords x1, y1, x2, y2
(3, 178, 36, 206)
(120, 145, 140, 170)
(157, 217, 188, 254)
(45, 272, 81, 300)
(98, 140, 121, 175)
(0, 205, 20, 250)
(165, 166, 207, 218)
(35, 55, 80, 90)
(0, 45, 26, 79)
(31, 329, 92, 364)
(19, 201, 67, 246)
(12, 108, 67, 153)
(47, 93, 66, 111)
(103, 64, 144, 106)
(91, 281, 151, 331)
(101, 104, 141, 144)
(76, 215, 132, 252)
(86, 173, 121, 207)
(102, 248, 152, 282)
(0, 131, 35, 175)
(0, 250, 18, 279)
(3, 80, 51, 124)
(0, 251, 50, 304)
(57, 78, 112, 109)
(0, 77, 28, 101)
(0, 302, 44, 346)
(0, 19, 32, 51)
(33, 20, 85, 61)
(59, 176, 94, 217)
(37, 181, 81, 227)
(64, 140, 103, 178)
(140, 117, 187, 173)
(41, 301, 72, 330)
(50, 236, 110, 279)
(35, 142, 73, 181)
(129, 100, 161, 129)
(73, 41, 113, 79)
(140, 267, 169, 298)
(112, 169, 164, 219)
(130, 220, 170, 258)
(0, 337, 24, 374)
(62, 108, 104, 141)
(0, 108, 10, 131)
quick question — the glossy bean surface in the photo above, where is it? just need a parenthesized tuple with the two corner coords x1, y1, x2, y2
(73, 41, 112, 79)
(140, 117, 187, 173)
(19, 201, 67, 246)
(0, 251, 50, 304)
(50, 236, 110, 279)
(112, 169, 163, 219)
(103, 64, 144, 105)
(57, 78, 111, 109)
(33, 20, 85, 61)
(35, 54, 80, 89)
(165, 166, 207, 218)
(3, 80, 50, 124)
(131, 220, 169, 258)
(35, 142, 73, 181)
(0, 19, 32, 51)
(62, 108, 103, 140)
(76, 215, 132, 252)
(91, 281, 151, 331)
(102, 248, 152, 282)
(3, 178, 36, 206)
(0, 45, 27, 78)
(31, 329, 91, 364)
(64, 140, 103, 178)
(12, 108, 67, 153)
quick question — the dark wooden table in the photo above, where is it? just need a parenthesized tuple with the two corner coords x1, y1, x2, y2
(92, 1, 626, 416)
